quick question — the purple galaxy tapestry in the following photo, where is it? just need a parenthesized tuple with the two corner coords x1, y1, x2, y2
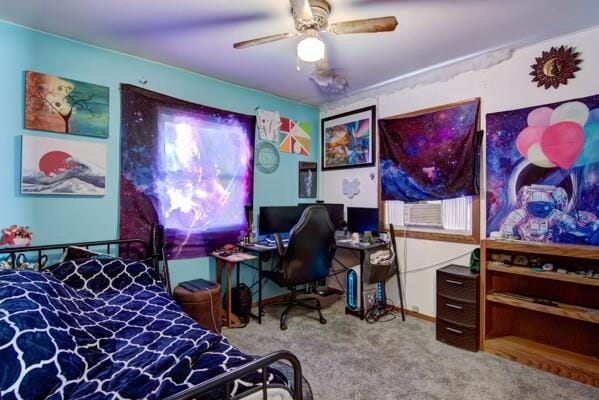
(486, 94, 599, 245)
(379, 99, 481, 202)
(120, 85, 255, 259)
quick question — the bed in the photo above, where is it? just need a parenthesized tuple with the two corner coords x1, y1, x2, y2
(0, 236, 310, 400)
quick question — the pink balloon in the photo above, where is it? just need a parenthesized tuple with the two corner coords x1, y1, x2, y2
(516, 126, 544, 158)
(527, 107, 553, 127)
(540, 121, 585, 169)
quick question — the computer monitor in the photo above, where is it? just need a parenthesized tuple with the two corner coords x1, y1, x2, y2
(258, 206, 304, 236)
(298, 202, 345, 230)
(347, 207, 379, 234)
(324, 203, 345, 230)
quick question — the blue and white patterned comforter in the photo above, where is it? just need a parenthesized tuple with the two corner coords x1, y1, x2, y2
(0, 258, 288, 399)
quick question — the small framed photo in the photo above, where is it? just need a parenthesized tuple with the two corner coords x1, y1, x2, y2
(298, 161, 317, 198)
(321, 105, 376, 170)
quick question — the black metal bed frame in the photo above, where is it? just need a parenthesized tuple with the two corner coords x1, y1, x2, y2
(0, 233, 304, 400)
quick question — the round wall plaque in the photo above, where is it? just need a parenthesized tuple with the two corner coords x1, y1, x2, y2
(256, 141, 280, 174)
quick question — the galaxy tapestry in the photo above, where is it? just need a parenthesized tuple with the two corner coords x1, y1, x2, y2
(486, 94, 599, 245)
(379, 99, 481, 202)
(120, 85, 255, 259)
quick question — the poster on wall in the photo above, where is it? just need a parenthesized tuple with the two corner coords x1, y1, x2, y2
(379, 99, 480, 202)
(280, 117, 311, 156)
(120, 84, 255, 259)
(21, 135, 106, 195)
(321, 105, 375, 170)
(257, 109, 281, 142)
(486, 94, 599, 245)
(25, 71, 109, 138)
(298, 161, 317, 198)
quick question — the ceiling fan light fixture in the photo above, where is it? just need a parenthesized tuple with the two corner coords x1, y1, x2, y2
(297, 30, 325, 63)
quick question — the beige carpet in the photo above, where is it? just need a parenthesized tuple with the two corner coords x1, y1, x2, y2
(224, 297, 598, 400)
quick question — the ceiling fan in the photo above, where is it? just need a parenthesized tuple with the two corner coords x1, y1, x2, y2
(233, 0, 398, 92)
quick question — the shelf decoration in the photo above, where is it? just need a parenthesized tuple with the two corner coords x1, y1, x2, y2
(486, 94, 599, 246)
(256, 109, 281, 142)
(530, 46, 582, 89)
(279, 117, 311, 156)
(25, 71, 109, 138)
(379, 99, 481, 202)
(342, 178, 360, 199)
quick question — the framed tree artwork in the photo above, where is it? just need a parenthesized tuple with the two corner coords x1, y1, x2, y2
(25, 71, 109, 138)
(321, 105, 376, 170)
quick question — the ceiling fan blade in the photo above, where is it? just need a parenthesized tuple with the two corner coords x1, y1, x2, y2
(233, 33, 297, 49)
(328, 16, 398, 34)
(290, 0, 314, 21)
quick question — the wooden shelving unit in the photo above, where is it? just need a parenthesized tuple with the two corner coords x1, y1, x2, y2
(484, 336, 599, 387)
(486, 264, 599, 287)
(481, 240, 599, 387)
(487, 291, 599, 324)
(484, 239, 599, 260)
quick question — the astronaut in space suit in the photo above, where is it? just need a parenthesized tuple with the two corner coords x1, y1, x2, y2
(500, 184, 578, 242)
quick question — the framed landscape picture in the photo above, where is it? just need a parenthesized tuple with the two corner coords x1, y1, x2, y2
(25, 71, 109, 138)
(321, 105, 376, 170)
(21, 135, 106, 196)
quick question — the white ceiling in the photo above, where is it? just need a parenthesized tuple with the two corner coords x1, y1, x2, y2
(0, 0, 598, 106)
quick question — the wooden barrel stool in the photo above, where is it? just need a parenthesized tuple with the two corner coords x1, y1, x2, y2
(174, 280, 222, 333)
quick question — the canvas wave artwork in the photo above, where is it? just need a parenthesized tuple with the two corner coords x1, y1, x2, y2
(21, 135, 106, 196)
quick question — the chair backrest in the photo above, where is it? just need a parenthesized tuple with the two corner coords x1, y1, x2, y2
(281, 205, 336, 286)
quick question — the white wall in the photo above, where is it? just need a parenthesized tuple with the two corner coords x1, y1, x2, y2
(320, 26, 599, 317)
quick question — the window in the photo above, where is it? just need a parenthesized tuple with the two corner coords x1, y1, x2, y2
(382, 196, 479, 244)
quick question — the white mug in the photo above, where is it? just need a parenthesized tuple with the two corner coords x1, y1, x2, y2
(351, 232, 360, 244)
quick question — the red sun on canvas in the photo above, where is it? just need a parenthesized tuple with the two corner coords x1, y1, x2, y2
(38, 151, 73, 176)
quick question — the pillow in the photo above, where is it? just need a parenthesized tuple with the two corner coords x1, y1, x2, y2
(60, 246, 118, 262)
(46, 258, 162, 296)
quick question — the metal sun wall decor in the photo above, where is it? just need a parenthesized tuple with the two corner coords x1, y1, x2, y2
(530, 46, 582, 89)
(486, 93, 599, 246)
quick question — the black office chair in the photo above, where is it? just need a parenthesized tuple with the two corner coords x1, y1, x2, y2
(264, 205, 336, 330)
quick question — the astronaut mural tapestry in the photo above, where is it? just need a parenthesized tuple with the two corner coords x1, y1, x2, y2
(120, 85, 255, 259)
(486, 94, 599, 245)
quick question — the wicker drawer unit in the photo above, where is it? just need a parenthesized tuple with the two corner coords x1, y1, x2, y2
(436, 264, 480, 352)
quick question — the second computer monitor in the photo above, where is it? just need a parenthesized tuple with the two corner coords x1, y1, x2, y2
(347, 207, 379, 234)
(298, 203, 345, 230)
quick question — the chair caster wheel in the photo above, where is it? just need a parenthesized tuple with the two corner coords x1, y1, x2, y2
(280, 323, 287, 330)
(319, 317, 327, 324)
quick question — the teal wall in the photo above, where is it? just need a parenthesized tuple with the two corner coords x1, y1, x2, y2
(0, 21, 320, 298)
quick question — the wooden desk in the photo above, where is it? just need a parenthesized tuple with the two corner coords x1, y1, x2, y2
(211, 252, 257, 328)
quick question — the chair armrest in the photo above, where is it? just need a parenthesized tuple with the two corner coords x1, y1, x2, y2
(273, 233, 286, 257)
